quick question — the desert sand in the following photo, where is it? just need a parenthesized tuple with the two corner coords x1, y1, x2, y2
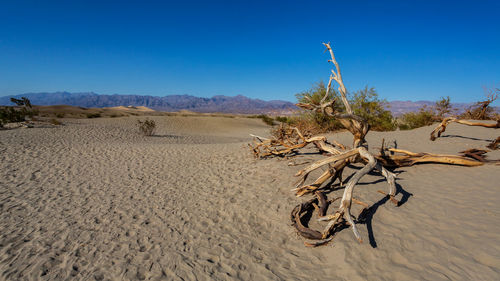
(1, 116, 499, 280)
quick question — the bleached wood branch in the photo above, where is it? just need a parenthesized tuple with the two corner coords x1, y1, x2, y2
(430, 118, 499, 141)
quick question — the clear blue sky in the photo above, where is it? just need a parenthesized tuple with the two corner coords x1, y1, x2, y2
(1, 0, 499, 104)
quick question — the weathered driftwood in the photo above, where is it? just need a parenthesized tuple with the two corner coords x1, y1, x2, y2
(459, 149, 489, 162)
(286, 42, 398, 244)
(251, 43, 485, 247)
(430, 117, 499, 141)
(377, 148, 484, 167)
(249, 124, 342, 159)
(487, 136, 500, 150)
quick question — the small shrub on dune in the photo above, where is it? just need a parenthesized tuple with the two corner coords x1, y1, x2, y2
(398, 106, 435, 130)
(434, 96, 455, 120)
(137, 119, 156, 136)
(0, 97, 35, 126)
(459, 88, 499, 120)
(350, 86, 396, 131)
(86, 113, 101, 118)
(249, 114, 275, 126)
(275, 116, 291, 123)
(294, 82, 395, 133)
(50, 118, 63, 125)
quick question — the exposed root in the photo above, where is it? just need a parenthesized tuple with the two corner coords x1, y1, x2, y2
(430, 118, 499, 141)
(459, 149, 489, 162)
(487, 136, 500, 150)
(290, 200, 323, 240)
(304, 236, 334, 247)
(376, 148, 483, 167)
(315, 191, 329, 217)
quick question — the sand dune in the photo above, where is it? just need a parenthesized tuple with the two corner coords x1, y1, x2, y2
(106, 106, 155, 112)
(0, 116, 499, 280)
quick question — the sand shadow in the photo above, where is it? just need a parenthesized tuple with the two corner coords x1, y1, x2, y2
(151, 134, 186, 139)
(356, 182, 412, 248)
(319, 166, 412, 248)
(440, 134, 491, 142)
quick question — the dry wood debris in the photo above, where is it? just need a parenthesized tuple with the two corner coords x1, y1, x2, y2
(249, 43, 488, 247)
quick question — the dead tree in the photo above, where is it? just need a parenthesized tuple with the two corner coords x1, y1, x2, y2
(487, 136, 500, 150)
(250, 43, 485, 246)
(430, 118, 499, 141)
(429, 118, 499, 150)
(250, 45, 487, 246)
(462, 89, 499, 120)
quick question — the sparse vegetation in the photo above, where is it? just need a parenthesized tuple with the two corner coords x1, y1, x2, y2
(249, 114, 275, 126)
(274, 116, 290, 123)
(398, 106, 435, 130)
(137, 119, 156, 136)
(295, 81, 344, 133)
(86, 113, 101, 118)
(0, 97, 36, 126)
(350, 86, 395, 131)
(434, 96, 454, 120)
(459, 88, 499, 120)
(293, 82, 395, 133)
(55, 113, 65, 118)
(50, 118, 63, 125)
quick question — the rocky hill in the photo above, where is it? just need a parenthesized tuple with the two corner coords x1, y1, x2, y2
(0, 92, 296, 115)
(1, 92, 493, 115)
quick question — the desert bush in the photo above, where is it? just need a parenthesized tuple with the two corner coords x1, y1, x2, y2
(55, 113, 65, 118)
(249, 114, 275, 126)
(434, 96, 454, 120)
(0, 97, 35, 126)
(398, 106, 435, 130)
(295, 81, 344, 133)
(459, 88, 498, 120)
(259, 114, 275, 126)
(86, 113, 101, 118)
(50, 118, 62, 125)
(350, 86, 396, 131)
(275, 116, 291, 123)
(294, 82, 395, 132)
(137, 119, 156, 136)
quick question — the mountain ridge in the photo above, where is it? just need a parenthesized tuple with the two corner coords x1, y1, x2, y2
(0, 92, 489, 115)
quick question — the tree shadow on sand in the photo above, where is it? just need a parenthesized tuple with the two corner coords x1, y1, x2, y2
(440, 134, 492, 142)
(355, 181, 412, 248)
(320, 167, 412, 248)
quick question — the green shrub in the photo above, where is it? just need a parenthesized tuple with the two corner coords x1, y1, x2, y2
(434, 96, 454, 120)
(350, 86, 396, 131)
(55, 113, 65, 118)
(137, 119, 156, 136)
(295, 81, 344, 133)
(275, 116, 291, 124)
(0, 97, 35, 126)
(249, 114, 275, 126)
(50, 118, 62, 125)
(398, 106, 435, 130)
(86, 113, 101, 118)
(259, 114, 275, 126)
(293, 82, 395, 132)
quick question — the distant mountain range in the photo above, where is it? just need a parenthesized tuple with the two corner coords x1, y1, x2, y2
(0, 92, 488, 115)
(0, 92, 296, 115)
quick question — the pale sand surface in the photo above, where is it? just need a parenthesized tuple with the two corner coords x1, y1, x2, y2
(1, 116, 499, 280)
